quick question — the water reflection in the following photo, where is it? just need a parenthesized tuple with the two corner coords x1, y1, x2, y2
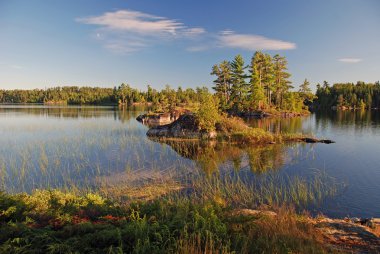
(0, 105, 147, 122)
(245, 116, 305, 134)
(149, 138, 300, 175)
(1, 106, 379, 218)
(315, 110, 380, 129)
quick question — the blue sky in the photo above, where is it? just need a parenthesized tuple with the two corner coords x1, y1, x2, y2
(0, 0, 379, 91)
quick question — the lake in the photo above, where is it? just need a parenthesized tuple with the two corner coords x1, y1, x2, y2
(0, 105, 379, 218)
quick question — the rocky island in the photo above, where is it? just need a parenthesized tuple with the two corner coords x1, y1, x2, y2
(138, 111, 334, 145)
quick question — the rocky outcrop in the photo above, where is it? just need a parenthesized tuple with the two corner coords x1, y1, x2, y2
(137, 109, 189, 126)
(297, 137, 335, 144)
(146, 114, 216, 139)
(136, 113, 173, 126)
(315, 217, 380, 253)
(141, 113, 334, 144)
(234, 209, 380, 253)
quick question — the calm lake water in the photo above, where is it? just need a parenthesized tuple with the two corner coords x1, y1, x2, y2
(0, 105, 379, 218)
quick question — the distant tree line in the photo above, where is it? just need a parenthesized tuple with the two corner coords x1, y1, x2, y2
(0, 87, 114, 105)
(211, 52, 312, 113)
(0, 84, 209, 109)
(314, 81, 380, 109)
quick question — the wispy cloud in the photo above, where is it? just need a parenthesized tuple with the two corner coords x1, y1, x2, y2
(77, 9, 296, 54)
(0, 63, 24, 70)
(217, 30, 296, 51)
(182, 28, 206, 37)
(10, 64, 24, 69)
(77, 9, 206, 53)
(186, 45, 210, 52)
(338, 58, 362, 63)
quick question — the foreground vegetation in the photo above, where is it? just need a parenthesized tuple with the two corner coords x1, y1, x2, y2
(0, 155, 343, 253)
(0, 186, 335, 254)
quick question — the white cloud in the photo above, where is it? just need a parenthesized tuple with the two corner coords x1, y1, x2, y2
(77, 10, 185, 36)
(77, 9, 206, 53)
(218, 30, 296, 50)
(182, 27, 206, 37)
(338, 58, 362, 63)
(77, 9, 296, 54)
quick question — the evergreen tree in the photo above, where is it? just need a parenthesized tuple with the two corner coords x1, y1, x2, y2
(272, 54, 292, 108)
(314, 81, 380, 110)
(299, 79, 315, 105)
(262, 54, 275, 107)
(249, 51, 266, 110)
(230, 54, 249, 112)
(211, 61, 232, 110)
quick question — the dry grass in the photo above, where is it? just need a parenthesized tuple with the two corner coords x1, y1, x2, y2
(216, 115, 275, 144)
(237, 206, 332, 253)
(96, 168, 183, 203)
(216, 114, 250, 133)
(176, 233, 232, 254)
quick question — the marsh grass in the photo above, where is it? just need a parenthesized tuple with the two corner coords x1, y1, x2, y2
(216, 115, 311, 145)
(0, 131, 341, 253)
(0, 173, 338, 253)
(0, 108, 343, 252)
(96, 167, 184, 203)
(170, 168, 340, 212)
(0, 116, 184, 193)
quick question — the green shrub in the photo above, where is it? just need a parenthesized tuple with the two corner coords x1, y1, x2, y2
(196, 93, 220, 132)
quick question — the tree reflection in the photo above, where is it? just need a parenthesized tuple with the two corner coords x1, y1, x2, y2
(245, 117, 304, 134)
(315, 110, 380, 130)
(0, 105, 144, 123)
(148, 138, 290, 175)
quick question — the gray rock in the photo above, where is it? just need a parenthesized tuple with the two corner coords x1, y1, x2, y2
(147, 114, 216, 139)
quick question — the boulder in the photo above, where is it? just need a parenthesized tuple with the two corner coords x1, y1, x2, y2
(136, 113, 174, 126)
(298, 137, 335, 144)
(137, 109, 190, 126)
(147, 114, 215, 139)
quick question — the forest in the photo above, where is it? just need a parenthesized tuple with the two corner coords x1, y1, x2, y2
(314, 81, 380, 110)
(0, 85, 207, 109)
(0, 52, 313, 115)
(1, 52, 379, 112)
(211, 52, 312, 113)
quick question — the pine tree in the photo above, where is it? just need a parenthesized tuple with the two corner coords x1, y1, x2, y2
(272, 54, 292, 108)
(211, 61, 232, 110)
(249, 51, 266, 110)
(262, 54, 275, 107)
(230, 54, 249, 112)
(299, 79, 315, 105)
